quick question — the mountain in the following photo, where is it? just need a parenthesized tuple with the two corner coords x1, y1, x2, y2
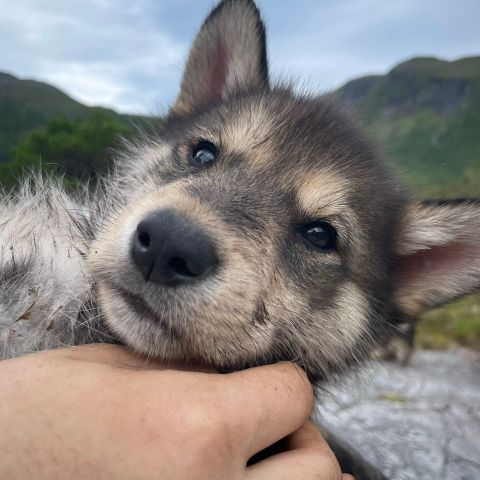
(0, 72, 137, 164)
(339, 56, 480, 197)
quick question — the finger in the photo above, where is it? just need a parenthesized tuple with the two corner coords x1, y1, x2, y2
(247, 421, 343, 480)
(288, 423, 354, 480)
(222, 362, 314, 456)
(246, 448, 342, 480)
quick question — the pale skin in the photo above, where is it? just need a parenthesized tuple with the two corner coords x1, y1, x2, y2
(0, 344, 353, 480)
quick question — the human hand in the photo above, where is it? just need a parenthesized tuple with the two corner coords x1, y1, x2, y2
(0, 344, 352, 479)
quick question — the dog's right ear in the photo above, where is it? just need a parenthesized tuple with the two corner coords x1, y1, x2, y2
(393, 199, 480, 318)
(171, 0, 269, 116)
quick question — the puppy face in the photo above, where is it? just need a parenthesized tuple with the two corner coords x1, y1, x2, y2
(88, 1, 480, 381)
(89, 90, 403, 380)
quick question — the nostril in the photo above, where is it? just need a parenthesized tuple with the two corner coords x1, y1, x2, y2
(138, 230, 151, 249)
(168, 257, 197, 278)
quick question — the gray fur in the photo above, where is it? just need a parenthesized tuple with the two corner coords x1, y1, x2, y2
(0, 177, 113, 359)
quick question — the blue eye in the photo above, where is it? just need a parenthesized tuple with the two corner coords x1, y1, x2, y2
(191, 141, 218, 167)
(301, 221, 337, 251)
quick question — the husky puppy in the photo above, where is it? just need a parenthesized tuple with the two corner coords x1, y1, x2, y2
(1, 0, 479, 437)
(2, 1, 479, 477)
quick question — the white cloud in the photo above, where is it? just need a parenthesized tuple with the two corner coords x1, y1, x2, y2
(41, 62, 130, 109)
(0, 0, 187, 113)
(1, 0, 479, 114)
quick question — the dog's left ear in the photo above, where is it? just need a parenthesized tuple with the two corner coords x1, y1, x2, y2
(394, 200, 480, 317)
(171, 0, 269, 115)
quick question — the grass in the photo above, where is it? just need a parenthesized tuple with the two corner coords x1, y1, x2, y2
(416, 294, 480, 351)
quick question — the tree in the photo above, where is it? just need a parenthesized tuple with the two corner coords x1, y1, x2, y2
(4, 112, 134, 188)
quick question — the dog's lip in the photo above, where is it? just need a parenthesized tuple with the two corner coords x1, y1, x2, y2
(106, 282, 183, 340)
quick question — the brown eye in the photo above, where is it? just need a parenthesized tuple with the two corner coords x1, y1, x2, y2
(191, 141, 217, 167)
(301, 221, 337, 251)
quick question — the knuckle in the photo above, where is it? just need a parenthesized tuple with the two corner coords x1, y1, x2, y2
(273, 362, 313, 407)
(289, 362, 314, 408)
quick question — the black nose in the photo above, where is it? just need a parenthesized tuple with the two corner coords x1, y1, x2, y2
(131, 209, 219, 286)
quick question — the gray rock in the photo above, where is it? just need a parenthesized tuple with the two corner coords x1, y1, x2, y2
(317, 349, 480, 480)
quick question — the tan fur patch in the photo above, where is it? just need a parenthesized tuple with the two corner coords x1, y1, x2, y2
(269, 280, 370, 373)
(295, 170, 359, 253)
(220, 101, 276, 165)
(296, 170, 351, 218)
(394, 289, 426, 317)
(331, 282, 370, 349)
(181, 100, 279, 169)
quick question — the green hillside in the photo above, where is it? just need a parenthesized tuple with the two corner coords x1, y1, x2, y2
(340, 56, 480, 198)
(0, 71, 141, 165)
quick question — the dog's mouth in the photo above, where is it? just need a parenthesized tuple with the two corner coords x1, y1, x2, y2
(103, 282, 253, 371)
(97, 269, 275, 373)
(109, 283, 184, 340)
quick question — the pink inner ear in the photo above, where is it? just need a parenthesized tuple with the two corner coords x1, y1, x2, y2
(396, 241, 477, 285)
(208, 39, 229, 99)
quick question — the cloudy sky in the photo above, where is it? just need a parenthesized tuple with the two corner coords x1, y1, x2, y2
(1, 0, 479, 114)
